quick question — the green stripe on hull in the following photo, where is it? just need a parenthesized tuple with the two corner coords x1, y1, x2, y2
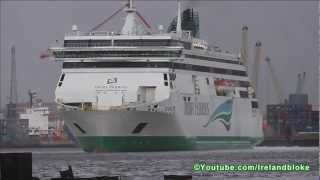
(78, 136, 263, 152)
(78, 136, 194, 152)
(194, 136, 263, 150)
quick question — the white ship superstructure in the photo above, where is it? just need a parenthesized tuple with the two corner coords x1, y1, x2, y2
(49, 1, 263, 152)
(20, 106, 49, 136)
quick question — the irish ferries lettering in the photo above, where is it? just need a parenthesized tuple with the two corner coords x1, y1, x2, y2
(184, 102, 209, 115)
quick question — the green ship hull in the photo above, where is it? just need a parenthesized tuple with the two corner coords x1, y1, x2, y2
(78, 136, 263, 152)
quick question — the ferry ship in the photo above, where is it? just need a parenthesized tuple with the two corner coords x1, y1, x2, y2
(49, 1, 263, 152)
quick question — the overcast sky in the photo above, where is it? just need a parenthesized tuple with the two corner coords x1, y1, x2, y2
(0, 0, 318, 110)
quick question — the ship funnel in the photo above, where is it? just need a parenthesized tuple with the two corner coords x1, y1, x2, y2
(240, 25, 248, 66)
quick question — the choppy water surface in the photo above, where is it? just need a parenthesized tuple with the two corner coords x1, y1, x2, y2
(0, 147, 318, 180)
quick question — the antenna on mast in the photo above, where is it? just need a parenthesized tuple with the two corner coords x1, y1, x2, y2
(176, 0, 182, 37)
(121, 0, 136, 35)
(125, 0, 134, 11)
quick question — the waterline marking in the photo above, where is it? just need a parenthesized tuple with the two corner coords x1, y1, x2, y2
(193, 163, 310, 172)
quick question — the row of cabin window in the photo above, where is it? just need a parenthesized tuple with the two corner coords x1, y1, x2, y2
(62, 62, 247, 77)
(54, 51, 181, 58)
(64, 40, 191, 49)
(185, 54, 240, 65)
(169, 63, 247, 76)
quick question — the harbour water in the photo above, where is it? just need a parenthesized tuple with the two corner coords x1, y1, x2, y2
(0, 147, 318, 180)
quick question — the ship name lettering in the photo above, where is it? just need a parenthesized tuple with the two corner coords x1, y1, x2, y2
(184, 102, 209, 116)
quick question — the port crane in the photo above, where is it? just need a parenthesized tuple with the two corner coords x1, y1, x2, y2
(252, 41, 262, 93)
(240, 26, 248, 68)
(264, 57, 284, 104)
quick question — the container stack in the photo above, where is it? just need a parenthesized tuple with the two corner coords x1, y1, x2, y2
(266, 104, 315, 135)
